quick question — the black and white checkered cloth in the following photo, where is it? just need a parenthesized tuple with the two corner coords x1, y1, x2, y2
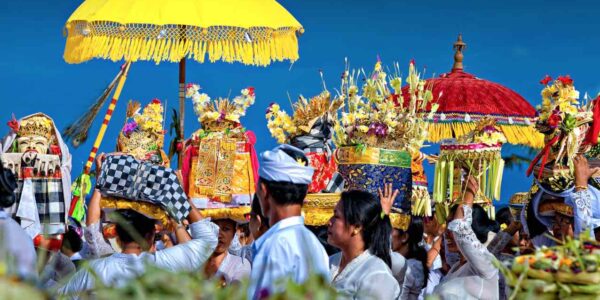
(97, 155, 190, 222)
(291, 116, 334, 156)
(324, 172, 345, 193)
(15, 178, 65, 227)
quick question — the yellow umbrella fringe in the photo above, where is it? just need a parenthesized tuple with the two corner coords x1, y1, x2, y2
(64, 23, 300, 66)
(427, 122, 544, 148)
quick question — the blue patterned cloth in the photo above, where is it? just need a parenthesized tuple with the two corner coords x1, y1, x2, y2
(338, 164, 412, 211)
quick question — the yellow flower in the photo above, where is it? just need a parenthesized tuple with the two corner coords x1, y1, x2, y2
(205, 112, 220, 120)
(342, 113, 356, 124)
(390, 77, 402, 92)
(386, 120, 398, 128)
(358, 125, 369, 133)
(270, 104, 280, 114)
(225, 114, 240, 123)
(348, 85, 358, 96)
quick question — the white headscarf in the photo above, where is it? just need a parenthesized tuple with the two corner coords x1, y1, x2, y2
(259, 144, 314, 185)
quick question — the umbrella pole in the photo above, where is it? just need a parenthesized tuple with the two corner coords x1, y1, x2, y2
(68, 62, 132, 219)
(178, 58, 186, 169)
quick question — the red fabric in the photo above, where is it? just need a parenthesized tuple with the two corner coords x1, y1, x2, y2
(526, 134, 560, 179)
(305, 152, 336, 193)
(400, 70, 536, 117)
(585, 96, 600, 145)
(181, 145, 196, 195)
(244, 131, 259, 185)
(68, 195, 79, 217)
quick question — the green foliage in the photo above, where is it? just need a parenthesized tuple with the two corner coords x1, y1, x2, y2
(55, 262, 337, 300)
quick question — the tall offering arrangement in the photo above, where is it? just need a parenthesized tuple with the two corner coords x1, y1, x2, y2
(181, 84, 259, 220)
(266, 90, 343, 225)
(333, 59, 436, 215)
(432, 118, 507, 222)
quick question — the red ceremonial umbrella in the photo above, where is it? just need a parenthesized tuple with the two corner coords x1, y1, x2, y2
(401, 35, 543, 148)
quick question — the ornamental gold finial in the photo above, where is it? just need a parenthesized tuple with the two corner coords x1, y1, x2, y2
(452, 34, 466, 71)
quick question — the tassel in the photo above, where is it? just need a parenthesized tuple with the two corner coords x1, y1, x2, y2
(63, 67, 124, 147)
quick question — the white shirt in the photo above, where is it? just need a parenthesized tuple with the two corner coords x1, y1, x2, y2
(330, 251, 400, 300)
(391, 251, 406, 286)
(0, 210, 37, 280)
(399, 259, 426, 300)
(248, 216, 329, 299)
(58, 219, 218, 295)
(421, 238, 443, 299)
(433, 205, 499, 300)
(215, 253, 251, 285)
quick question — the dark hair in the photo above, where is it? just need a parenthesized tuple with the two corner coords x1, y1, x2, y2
(62, 229, 83, 253)
(525, 200, 548, 239)
(472, 205, 500, 243)
(449, 204, 499, 244)
(251, 194, 269, 226)
(0, 161, 17, 208)
(339, 190, 392, 267)
(239, 223, 250, 237)
(260, 179, 308, 206)
(397, 217, 429, 288)
(113, 209, 156, 245)
(495, 207, 513, 227)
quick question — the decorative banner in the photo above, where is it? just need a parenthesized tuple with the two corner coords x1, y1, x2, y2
(191, 137, 255, 203)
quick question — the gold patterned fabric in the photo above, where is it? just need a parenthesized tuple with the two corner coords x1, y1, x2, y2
(199, 207, 251, 223)
(336, 147, 411, 167)
(302, 193, 340, 226)
(190, 137, 255, 202)
(390, 213, 411, 231)
(100, 197, 173, 229)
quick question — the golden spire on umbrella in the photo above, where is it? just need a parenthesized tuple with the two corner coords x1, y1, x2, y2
(452, 34, 466, 71)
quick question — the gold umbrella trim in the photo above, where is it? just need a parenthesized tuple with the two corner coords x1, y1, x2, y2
(64, 22, 301, 66)
(427, 121, 544, 148)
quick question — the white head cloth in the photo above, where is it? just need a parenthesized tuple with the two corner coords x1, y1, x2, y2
(259, 144, 314, 185)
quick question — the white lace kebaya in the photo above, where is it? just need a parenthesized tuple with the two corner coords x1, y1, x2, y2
(433, 205, 499, 300)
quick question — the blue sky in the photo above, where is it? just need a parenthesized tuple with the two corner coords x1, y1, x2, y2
(1, 0, 599, 206)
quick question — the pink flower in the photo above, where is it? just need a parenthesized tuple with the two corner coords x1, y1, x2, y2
(122, 120, 138, 136)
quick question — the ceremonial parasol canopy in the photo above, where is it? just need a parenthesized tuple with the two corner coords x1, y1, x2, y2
(62, 0, 303, 220)
(402, 35, 543, 148)
(64, 0, 303, 66)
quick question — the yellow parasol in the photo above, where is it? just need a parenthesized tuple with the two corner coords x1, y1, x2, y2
(64, 0, 303, 66)
(63, 0, 303, 219)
